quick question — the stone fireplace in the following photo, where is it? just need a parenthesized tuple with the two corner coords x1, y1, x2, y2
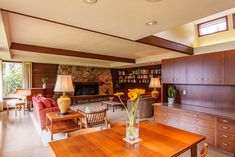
(74, 82, 100, 95)
(57, 65, 113, 95)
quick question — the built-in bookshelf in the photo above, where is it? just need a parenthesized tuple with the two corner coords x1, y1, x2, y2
(111, 64, 161, 92)
(118, 68, 161, 84)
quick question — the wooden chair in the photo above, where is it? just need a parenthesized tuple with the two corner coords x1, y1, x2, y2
(199, 143, 208, 157)
(81, 109, 108, 129)
(67, 127, 102, 137)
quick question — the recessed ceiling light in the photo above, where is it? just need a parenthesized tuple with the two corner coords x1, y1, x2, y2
(146, 0, 161, 2)
(84, 0, 97, 4)
(146, 21, 157, 26)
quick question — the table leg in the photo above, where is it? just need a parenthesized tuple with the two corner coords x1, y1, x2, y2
(113, 105, 115, 112)
(46, 116, 48, 131)
(15, 105, 17, 116)
(23, 103, 25, 115)
(7, 104, 9, 115)
(191, 145, 197, 157)
(79, 118, 82, 129)
(51, 122, 53, 141)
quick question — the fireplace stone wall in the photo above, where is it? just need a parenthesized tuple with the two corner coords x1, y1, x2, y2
(57, 65, 113, 95)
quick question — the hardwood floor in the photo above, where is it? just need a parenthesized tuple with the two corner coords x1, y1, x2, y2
(0, 110, 51, 157)
(0, 108, 233, 157)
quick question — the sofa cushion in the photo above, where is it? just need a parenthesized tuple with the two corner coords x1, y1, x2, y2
(39, 97, 52, 108)
(85, 106, 106, 113)
(48, 98, 58, 107)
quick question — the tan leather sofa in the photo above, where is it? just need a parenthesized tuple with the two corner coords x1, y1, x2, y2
(127, 96, 155, 118)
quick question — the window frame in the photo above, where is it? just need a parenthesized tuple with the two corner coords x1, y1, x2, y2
(197, 16, 228, 37)
(233, 13, 235, 29)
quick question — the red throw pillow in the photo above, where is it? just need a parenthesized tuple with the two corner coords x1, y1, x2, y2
(39, 97, 52, 108)
(48, 98, 58, 107)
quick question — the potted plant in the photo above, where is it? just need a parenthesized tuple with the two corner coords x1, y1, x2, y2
(41, 76, 48, 89)
(168, 85, 176, 105)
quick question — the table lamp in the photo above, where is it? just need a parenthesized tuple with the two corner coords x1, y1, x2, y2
(149, 77, 161, 99)
(54, 75, 74, 115)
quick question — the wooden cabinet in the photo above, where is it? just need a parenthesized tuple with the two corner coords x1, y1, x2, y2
(162, 58, 186, 84)
(216, 117, 235, 152)
(224, 51, 235, 85)
(203, 53, 223, 84)
(162, 52, 224, 85)
(154, 106, 178, 128)
(162, 59, 174, 84)
(179, 110, 216, 146)
(173, 57, 187, 84)
(187, 55, 203, 84)
(154, 105, 235, 154)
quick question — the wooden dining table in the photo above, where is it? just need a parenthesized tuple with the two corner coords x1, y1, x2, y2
(49, 121, 205, 157)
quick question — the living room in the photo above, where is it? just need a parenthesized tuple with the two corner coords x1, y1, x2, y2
(1, 1, 235, 157)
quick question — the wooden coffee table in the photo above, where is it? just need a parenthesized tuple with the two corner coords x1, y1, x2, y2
(46, 110, 83, 141)
(102, 101, 123, 112)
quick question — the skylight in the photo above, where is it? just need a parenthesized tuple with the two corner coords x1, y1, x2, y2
(198, 16, 228, 37)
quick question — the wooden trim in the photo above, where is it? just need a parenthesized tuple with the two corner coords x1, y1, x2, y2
(3, 9, 193, 55)
(197, 16, 228, 37)
(136, 36, 193, 55)
(233, 13, 235, 29)
(10, 43, 136, 63)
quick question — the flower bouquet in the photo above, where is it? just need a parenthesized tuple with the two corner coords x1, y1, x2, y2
(114, 88, 145, 144)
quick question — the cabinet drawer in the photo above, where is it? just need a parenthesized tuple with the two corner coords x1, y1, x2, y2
(180, 116, 215, 129)
(163, 118, 178, 128)
(217, 132, 235, 142)
(217, 139, 235, 152)
(217, 117, 235, 125)
(203, 135, 216, 146)
(217, 123, 235, 133)
(179, 121, 214, 134)
(181, 111, 215, 121)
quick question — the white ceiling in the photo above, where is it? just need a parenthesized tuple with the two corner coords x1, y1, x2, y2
(0, 0, 235, 40)
(0, 0, 235, 67)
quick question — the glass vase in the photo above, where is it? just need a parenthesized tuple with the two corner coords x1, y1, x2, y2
(126, 111, 139, 141)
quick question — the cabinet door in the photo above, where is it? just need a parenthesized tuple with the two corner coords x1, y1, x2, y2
(173, 57, 187, 84)
(162, 59, 174, 83)
(187, 55, 203, 84)
(224, 51, 235, 85)
(203, 53, 223, 84)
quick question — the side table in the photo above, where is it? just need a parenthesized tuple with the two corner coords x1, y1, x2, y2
(46, 110, 83, 141)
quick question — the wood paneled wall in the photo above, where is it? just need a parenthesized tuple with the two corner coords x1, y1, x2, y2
(32, 63, 58, 88)
(163, 83, 235, 110)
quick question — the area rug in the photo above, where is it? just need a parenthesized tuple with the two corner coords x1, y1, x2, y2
(29, 102, 129, 146)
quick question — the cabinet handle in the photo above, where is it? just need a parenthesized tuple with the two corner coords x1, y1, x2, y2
(193, 114, 198, 117)
(223, 143, 229, 146)
(222, 135, 228, 138)
(222, 126, 228, 130)
(204, 78, 209, 81)
(222, 120, 228, 123)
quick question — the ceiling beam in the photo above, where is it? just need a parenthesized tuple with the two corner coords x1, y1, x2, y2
(136, 36, 193, 55)
(10, 43, 136, 63)
(3, 9, 193, 55)
(0, 10, 12, 59)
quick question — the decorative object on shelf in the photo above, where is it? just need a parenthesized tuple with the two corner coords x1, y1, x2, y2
(114, 89, 145, 144)
(149, 77, 161, 99)
(41, 76, 48, 89)
(168, 85, 176, 105)
(54, 75, 74, 115)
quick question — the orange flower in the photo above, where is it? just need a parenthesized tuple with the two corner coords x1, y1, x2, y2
(128, 91, 138, 101)
(114, 92, 124, 97)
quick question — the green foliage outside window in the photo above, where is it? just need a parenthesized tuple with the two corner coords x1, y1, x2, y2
(2, 62, 22, 97)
